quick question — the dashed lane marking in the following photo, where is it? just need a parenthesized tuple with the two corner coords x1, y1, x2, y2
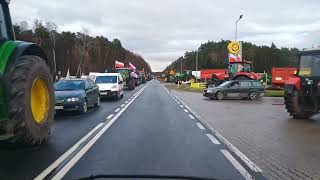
(221, 149, 254, 180)
(120, 104, 125, 107)
(106, 114, 114, 119)
(180, 105, 184, 108)
(115, 108, 121, 113)
(125, 101, 129, 104)
(206, 134, 221, 145)
(183, 109, 188, 113)
(196, 122, 205, 129)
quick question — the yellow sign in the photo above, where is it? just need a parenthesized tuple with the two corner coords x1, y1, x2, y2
(299, 68, 311, 76)
(168, 69, 174, 75)
(227, 42, 241, 54)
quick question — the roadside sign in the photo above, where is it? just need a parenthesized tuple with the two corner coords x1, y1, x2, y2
(227, 42, 241, 54)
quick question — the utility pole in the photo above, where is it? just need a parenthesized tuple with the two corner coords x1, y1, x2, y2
(235, 15, 243, 42)
(180, 58, 183, 74)
(196, 49, 199, 83)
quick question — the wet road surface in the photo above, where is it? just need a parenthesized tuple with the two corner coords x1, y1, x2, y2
(0, 80, 265, 179)
(173, 89, 320, 180)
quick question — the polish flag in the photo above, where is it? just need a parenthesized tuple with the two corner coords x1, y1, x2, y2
(229, 54, 242, 63)
(129, 62, 136, 70)
(115, 61, 125, 68)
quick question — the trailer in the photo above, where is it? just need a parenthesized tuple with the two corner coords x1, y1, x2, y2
(272, 67, 297, 87)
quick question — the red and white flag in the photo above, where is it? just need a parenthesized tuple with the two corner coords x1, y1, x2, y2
(229, 54, 242, 63)
(115, 60, 125, 68)
(129, 62, 136, 70)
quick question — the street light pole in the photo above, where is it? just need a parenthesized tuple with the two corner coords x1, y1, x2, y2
(235, 15, 243, 42)
(196, 49, 198, 83)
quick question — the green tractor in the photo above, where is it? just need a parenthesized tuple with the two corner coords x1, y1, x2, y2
(0, 0, 55, 145)
(116, 68, 135, 90)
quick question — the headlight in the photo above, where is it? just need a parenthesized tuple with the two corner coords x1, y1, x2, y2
(206, 89, 213, 93)
(66, 97, 79, 102)
(111, 85, 118, 91)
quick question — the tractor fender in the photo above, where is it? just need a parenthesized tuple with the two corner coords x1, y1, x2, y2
(232, 75, 252, 80)
(284, 77, 301, 95)
(6, 42, 56, 80)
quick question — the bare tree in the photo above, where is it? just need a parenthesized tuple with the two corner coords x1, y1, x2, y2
(75, 27, 93, 76)
(46, 22, 58, 74)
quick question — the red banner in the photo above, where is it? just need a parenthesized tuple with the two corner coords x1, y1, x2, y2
(115, 61, 125, 68)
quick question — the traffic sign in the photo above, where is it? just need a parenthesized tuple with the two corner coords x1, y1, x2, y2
(227, 42, 241, 54)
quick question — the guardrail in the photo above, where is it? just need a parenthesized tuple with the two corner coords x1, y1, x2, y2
(190, 82, 207, 89)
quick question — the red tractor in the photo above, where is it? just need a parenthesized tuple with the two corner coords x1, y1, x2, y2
(284, 48, 320, 119)
(207, 60, 260, 88)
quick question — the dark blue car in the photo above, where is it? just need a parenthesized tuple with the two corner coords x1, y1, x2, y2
(54, 78, 100, 113)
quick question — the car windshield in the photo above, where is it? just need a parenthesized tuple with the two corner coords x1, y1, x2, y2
(299, 54, 320, 76)
(54, 80, 85, 91)
(95, 76, 117, 84)
(218, 81, 231, 87)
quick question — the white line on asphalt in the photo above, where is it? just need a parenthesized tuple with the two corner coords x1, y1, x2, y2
(183, 109, 188, 113)
(50, 85, 148, 180)
(125, 101, 129, 104)
(177, 101, 180, 104)
(206, 134, 221, 145)
(188, 114, 195, 120)
(115, 108, 121, 112)
(120, 104, 125, 107)
(106, 114, 114, 119)
(180, 105, 184, 108)
(177, 96, 262, 173)
(34, 123, 104, 180)
(221, 149, 254, 180)
(196, 122, 205, 129)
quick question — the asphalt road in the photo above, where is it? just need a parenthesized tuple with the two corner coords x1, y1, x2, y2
(173, 89, 320, 180)
(0, 80, 265, 180)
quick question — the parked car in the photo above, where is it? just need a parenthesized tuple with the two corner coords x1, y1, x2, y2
(203, 80, 265, 100)
(90, 72, 124, 100)
(54, 78, 100, 113)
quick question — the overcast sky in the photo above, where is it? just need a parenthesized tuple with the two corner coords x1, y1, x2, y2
(11, 0, 320, 71)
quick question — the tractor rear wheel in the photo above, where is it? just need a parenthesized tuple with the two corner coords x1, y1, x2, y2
(4, 55, 54, 145)
(284, 90, 314, 119)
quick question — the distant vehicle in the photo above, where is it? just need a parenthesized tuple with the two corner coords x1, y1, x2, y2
(54, 78, 100, 113)
(90, 72, 124, 100)
(116, 68, 136, 90)
(203, 80, 265, 100)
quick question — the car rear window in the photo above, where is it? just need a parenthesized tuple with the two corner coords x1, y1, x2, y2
(252, 81, 263, 87)
(239, 81, 251, 87)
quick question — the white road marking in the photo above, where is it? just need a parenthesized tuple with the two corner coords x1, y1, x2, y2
(106, 114, 114, 119)
(49, 85, 148, 180)
(34, 123, 104, 180)
(125, 101, 129, 104)
(221, 149, 254, 180)
(120, 104, 125, 107)
(180, 105, 184, 108)
(177, 101, 180, 104)
(177, 96, 262, 173)
(206, 134, 221, 145)
(183, 109, 188, 113)
(115, 108, 121, 112)
(196, 122, 205, 129)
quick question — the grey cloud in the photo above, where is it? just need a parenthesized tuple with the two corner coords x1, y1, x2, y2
(10, 0, 320, 71)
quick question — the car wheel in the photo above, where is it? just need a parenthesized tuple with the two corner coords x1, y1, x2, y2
(249, 92, 258, 100)
(216, 91, 224, 100)
(81, 101, 88, 113)
(94, 96, 100, 108)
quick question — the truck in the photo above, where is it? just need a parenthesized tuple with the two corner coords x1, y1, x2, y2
(284, 48, 320, 119)
(116, 68, 135, 90)
(0, 0, 55, 145)
(272, 67, 297, 87)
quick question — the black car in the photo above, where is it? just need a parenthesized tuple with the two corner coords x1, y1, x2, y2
(203, 80, 265, 100)
(54, 78, 100, 113)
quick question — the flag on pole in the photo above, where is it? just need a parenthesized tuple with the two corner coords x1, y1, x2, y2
(66, 69, 70, 79)
(228, 53, 242, 63)
(129, 62, 136, 70)
(115, 60, 125, 68)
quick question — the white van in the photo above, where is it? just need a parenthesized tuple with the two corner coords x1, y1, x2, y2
(89, 72, 124, 100)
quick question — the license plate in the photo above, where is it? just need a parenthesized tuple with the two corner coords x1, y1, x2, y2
(55, 106, 63, 110)
(101, 92, 108, 95)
